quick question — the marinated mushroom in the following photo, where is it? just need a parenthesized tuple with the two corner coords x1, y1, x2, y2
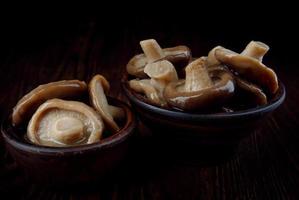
(129, 60, 178, 107)
(108, 105, 125, 120)
(12, 80, 87, 126)
(164, 57, 235, 111)
(89, 75, 124, 132)
(140, 39, 165, 63)
(127, 54, 148, 78)
(27, 99, 104, 147)
(206, 43, 269, 105)
(126, 39, 191, 78)
(129, 79, 163, 106)
(234, 76, 267, 105)
(144, 60, 178, 97)
(241, 41, 269, 61)
(235, 41, 269, 105)
(126, 39, 280, 113)
(163, 45, 192, 65)
(214, 44, 278, 94)
(205, 46, 222, 67)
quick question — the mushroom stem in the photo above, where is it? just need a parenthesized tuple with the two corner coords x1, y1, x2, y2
(185, 57, 213, 92)
(164, 66, 235, 111)
(126, 45, 191, 78)
(206, 46, 222, 67)
(241, 41, 269, 61)
(140, 39, 164, 63)
(144, 60, 178, 85)
(108, 105, 125, 120)
(144, 60, 178, 102)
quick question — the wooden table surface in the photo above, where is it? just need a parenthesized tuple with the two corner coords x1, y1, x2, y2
(0, 16, 299, 199)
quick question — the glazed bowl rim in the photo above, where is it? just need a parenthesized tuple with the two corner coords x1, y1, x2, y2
(1, 97, 136, 155)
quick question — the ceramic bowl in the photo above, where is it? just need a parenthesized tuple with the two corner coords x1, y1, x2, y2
(122, 74, 286, 147)
(1, 98, 136, 185)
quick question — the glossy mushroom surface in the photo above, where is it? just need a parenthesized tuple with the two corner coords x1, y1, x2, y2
(129, 79, 163, 106)
(127, 39, 191, 78)
(241, 41, 269, 61)
(164, 58, 235, 111)
(27, 99, 104, 147)
(12, 80, 87, 126)
(126, 39, 280, 113)
(214, 47, 278, 94)
(129, 60, 179, 107)
(234, 76, 267, 105)
(2, 96, 136, 184)
(89, 74, 123, 132)
(10, 74, 130, 148)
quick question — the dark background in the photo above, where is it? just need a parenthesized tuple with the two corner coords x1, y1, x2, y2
(1, 6, 298, 108)
(1, 5, 298, 64)
(0, 5, 299, 199)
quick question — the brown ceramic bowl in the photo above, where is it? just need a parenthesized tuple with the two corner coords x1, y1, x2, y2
(1, 97, 136, 185)
(122, 74, 285, 147)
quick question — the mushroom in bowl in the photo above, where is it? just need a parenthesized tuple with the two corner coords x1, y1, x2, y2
(1, 74, 136, 184)
(122, 39, 285, 146)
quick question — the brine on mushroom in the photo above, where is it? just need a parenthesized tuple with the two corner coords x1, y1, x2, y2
(27, 99, 104, 147)
(126, 39, 279, 112)
(11, 74, 128, 147)
(127, 39, 191, 78)
(164, 57, 235, 111)
(214, 43, 278, 94)
(12, 80, 87, 126)
(129, 60, 178, 107)
(205, 46, 222, 67)
(129, 79, 162, 106)
(89, 74, 124, 132)
(234, 76, 267, 105)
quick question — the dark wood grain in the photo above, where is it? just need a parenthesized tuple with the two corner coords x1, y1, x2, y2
(0, 17, 299, 200)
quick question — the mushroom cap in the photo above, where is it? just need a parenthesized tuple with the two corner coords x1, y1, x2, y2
(94, 74, 110, 94)
(126, 46, 191, 78)
(144, 60, 178, 83)
(126, 54, 148, 78)
(89, 74, 121, 132)
(164, 65, 235, 111)
(214, 47, 278, 94)
(163, 45, 192, 65)
(234, 76, 267, 105)
(27, 99, 104, 147)
(12, 80, 87, 126)
(129, 79, 164, 106)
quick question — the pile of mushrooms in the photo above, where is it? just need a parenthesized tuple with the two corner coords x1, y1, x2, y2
(12, 75, 124, 147)
(127, 39, 279, 111)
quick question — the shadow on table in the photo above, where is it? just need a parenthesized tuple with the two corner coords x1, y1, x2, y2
(0, 121, 240, 197)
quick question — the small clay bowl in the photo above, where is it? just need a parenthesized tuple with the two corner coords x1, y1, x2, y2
(122, 74, 285, 147)
(1, 97, 136, 185)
